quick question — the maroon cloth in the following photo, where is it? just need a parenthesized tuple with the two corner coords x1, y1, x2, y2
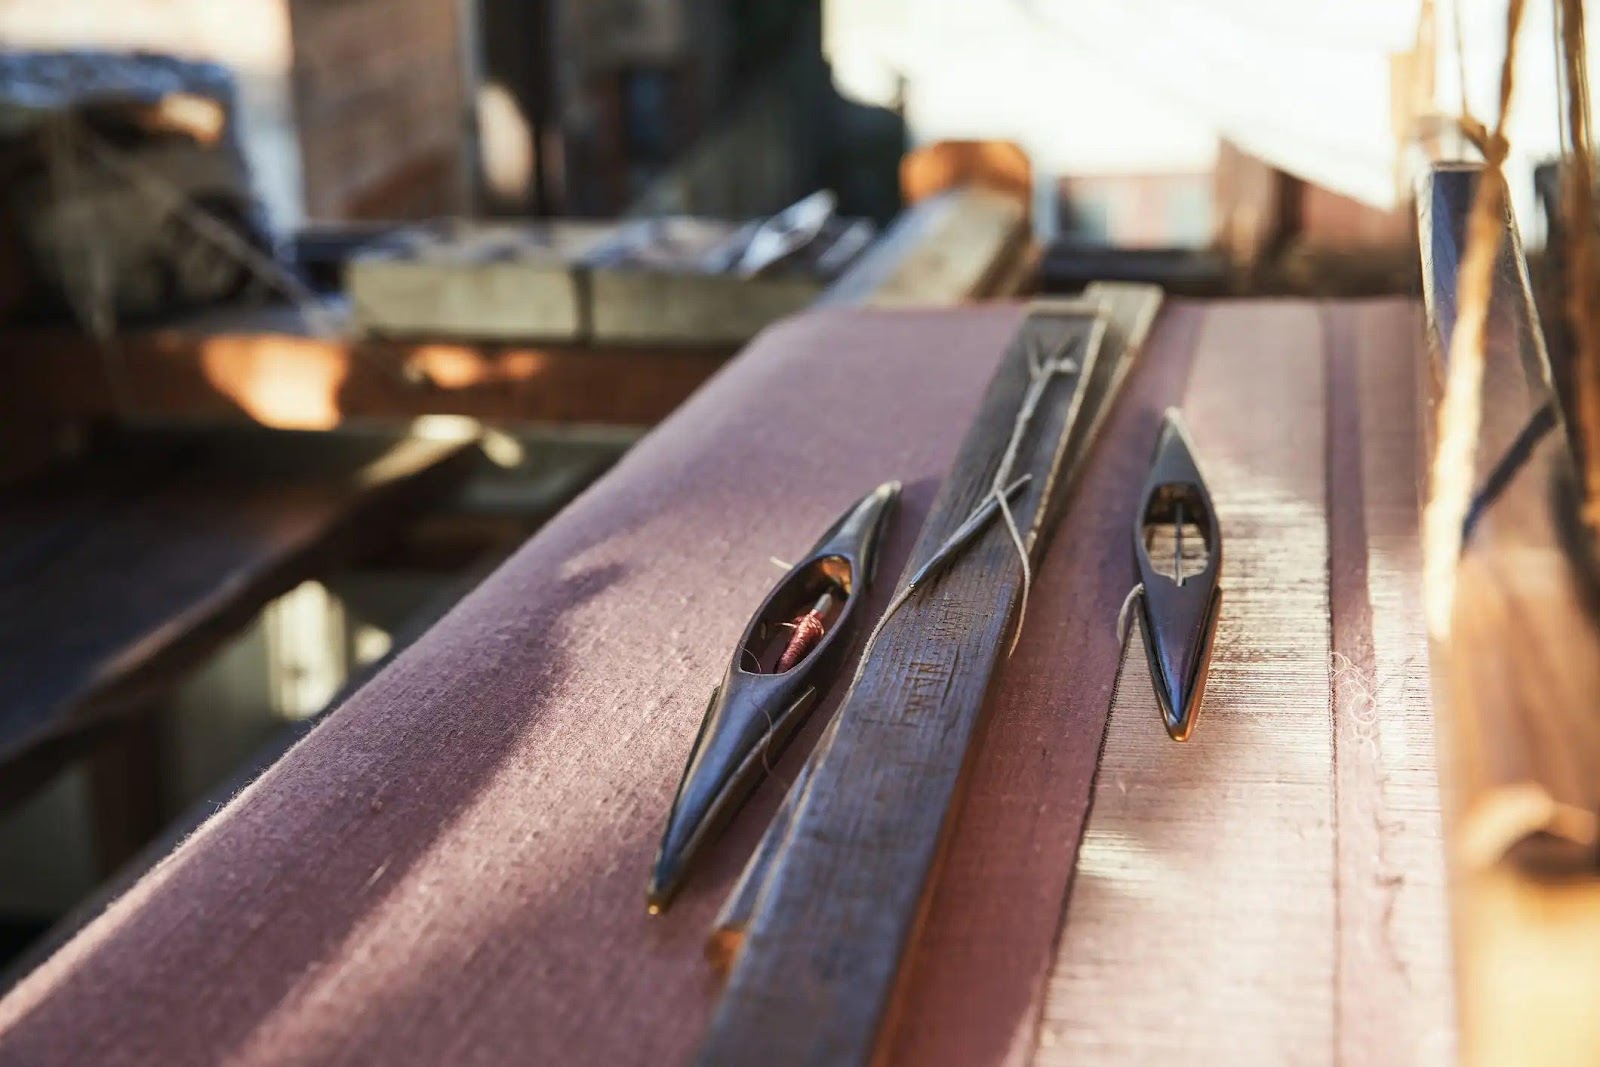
(0, 303, 1199, 1065)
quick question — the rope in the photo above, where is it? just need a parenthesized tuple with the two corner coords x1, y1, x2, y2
(1422, 0, 1526, 639)
(40, 112, 428, 402)
(1557, 0, 1600, 531)
(68, 123, 341, 338)
(42, 115, 136, 416)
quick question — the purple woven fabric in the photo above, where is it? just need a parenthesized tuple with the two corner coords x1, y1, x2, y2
(0, 306, 1037, 1065)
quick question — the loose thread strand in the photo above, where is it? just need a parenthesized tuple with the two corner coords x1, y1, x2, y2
(847, 327, 1081, 689)
(1116, 582, 1146, 646)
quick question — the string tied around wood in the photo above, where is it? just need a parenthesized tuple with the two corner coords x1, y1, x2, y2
(1423, 0, 1527, 639)
(845, 325, 1089, 691)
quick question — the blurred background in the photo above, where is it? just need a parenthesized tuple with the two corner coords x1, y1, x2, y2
(0, 0, 1591, 993)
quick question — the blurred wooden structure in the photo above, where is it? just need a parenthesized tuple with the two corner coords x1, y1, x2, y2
(344, 213, 874, 346)
(818, 140, 1036, 309)
(0, 423, 477, 838)
(1419, 162, 1600, 1067)
(900, 140, 1031, 218)
(1, 164, 1037, 468)
(1042, 140, 1416, 298)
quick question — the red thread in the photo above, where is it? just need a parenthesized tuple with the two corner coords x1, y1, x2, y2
(776, 611, 825, 672)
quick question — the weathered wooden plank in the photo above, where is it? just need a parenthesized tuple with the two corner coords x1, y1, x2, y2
(700, 304, 1105, 1066)
(820, 189, 1031, 309)
(1038, 302, 1335, 1064)
(0, 307, 1040, 1067)
(344, 218, 851, 346)
(1418, 163, 1600, 1067)
(1326, 300, 1453, 1065)
(346, 222, 613, 341)
(588, 268, 819, 346)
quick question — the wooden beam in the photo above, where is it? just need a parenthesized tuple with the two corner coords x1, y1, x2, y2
(1043, 300, 1337, 1061)
(1039, 298, 1453, 1065)
(0, 305, 735, 433)
(820, 188, 1033, 308)
(1419, 163, 1600, 1066)
(700, 303, 1113, 1066)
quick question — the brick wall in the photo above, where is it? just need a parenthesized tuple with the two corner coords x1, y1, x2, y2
(288, 0, 469, 220)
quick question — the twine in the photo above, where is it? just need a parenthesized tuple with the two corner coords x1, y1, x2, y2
(846, 322, 1088, 691)
(70, 124, 341, 337)
(1423, 0, 1526, 639)
(1557, 0, 1600, 531)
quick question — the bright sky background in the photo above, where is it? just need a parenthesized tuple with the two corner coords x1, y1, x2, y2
(826, 0, 1599, 236)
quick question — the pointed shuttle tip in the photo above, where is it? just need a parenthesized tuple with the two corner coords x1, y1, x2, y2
(646, 859, 682, 915)
(1162, 699, 1197, 743)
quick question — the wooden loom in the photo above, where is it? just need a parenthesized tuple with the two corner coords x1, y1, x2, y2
(699, 294, 1460, 1063)
(5, 135, 1595, 1067)
(0, 282, 1468, 1067)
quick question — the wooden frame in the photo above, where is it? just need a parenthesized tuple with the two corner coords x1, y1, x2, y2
(1418, 162, 1600, 1066)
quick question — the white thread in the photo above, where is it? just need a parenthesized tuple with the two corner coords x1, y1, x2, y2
(847, 327, 1081, 688)
(43, 115, 136, 415)
(756, 688, 804, 794)
(1115, 582, 1146, 645)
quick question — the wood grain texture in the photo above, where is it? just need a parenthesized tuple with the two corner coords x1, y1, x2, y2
(1037, 300, 1451, 1066)
(701, 308, 1105, 1067)
(1327, 300, 1454, 1066)
(1039, 302, 1336, 1064)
